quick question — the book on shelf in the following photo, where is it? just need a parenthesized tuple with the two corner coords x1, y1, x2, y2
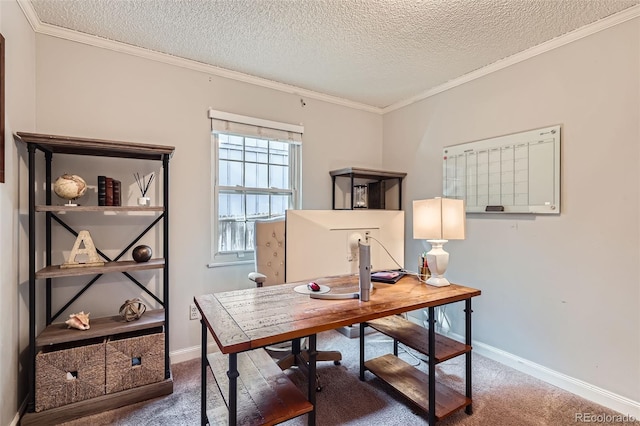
(98, 176, 124, 207)
(105, 177, 114, 206)
(97, 175, 106, 206)
(113, 180, 121, 206)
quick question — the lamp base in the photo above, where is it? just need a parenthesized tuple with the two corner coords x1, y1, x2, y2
(425, 276, 451, 287)
(425, 239, 451, 287)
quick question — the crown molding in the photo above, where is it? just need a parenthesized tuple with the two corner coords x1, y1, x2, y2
(383, 4, 640, 114)
(16, 0, 39, 27)
(18, 0, 639, 116)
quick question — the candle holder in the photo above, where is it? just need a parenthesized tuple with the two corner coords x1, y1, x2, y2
(354, 184, 368, 208)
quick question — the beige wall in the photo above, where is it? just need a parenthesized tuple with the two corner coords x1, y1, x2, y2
(30, 34, 383, 367)
(0, 1, 36, 424)
(383, 18, 640, 404)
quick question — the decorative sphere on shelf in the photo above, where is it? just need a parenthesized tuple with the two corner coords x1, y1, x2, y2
(132, 245, 152, 263)
(119, 298, 147, 322)
(53, 174, 87, 201)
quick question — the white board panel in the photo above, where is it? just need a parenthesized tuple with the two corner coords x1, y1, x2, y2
(443, 125, 560, 214)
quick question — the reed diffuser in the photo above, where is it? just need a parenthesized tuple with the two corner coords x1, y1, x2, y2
(134, 172, 154, 206)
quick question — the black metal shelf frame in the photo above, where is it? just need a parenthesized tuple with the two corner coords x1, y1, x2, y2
(26, 143, 172, 413)
(329, 167, 406, 210)
(47, 213, 165, 322)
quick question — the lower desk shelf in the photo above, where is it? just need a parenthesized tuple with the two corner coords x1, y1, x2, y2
(367, 315, 471, 363)
(206, 349, 313, 425)
(364, 314, 473, 421)
(365, 354, 471, 421)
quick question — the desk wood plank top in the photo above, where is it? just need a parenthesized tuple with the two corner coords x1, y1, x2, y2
(195, 274, 480, 354)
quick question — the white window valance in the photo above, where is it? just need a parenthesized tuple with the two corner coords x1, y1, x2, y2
(208, 108, 303, 144)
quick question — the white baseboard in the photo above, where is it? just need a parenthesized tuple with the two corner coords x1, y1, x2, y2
(10, 411, 20, 426)
(445, 331, 640, 419)
(169, 343, 219, 364)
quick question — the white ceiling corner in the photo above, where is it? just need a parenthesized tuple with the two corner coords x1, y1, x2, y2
(22, 0, 640, 113)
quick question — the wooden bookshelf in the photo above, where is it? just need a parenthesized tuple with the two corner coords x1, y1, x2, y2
(35, 205, 164, 212)
(20, 378, 173, 426)
(36, 309, 165, 347)
(18, 132, 175, 423)
(36, 258, 165, 279)
(15, 132, 174, 160)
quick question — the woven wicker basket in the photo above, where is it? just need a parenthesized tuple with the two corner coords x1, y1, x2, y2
(35, 341, 106, 412)
(105, 332, 164, 394)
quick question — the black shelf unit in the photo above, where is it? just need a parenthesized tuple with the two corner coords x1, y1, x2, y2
(17, 132, 175, 424)
(330, 167, 406, 210)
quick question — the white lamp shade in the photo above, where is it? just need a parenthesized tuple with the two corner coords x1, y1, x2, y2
(413, 198, 466, 240)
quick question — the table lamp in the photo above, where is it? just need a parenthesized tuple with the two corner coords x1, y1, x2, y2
(413, 197, 466, 286)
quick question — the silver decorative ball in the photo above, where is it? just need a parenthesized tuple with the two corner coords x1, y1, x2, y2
(119, 298, 147, 322)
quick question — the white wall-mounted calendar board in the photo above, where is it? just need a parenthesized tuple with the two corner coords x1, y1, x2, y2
(443, 125, 561, 214)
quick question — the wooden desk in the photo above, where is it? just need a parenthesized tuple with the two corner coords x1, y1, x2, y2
(195, 274, 480, 425)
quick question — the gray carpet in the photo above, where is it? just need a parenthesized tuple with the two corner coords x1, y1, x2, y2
(60, 329, 630, 426)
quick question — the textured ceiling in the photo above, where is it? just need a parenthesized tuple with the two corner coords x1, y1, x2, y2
(29, 0, 639, 109)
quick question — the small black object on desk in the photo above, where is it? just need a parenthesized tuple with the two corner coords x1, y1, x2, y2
(371, 270, 405, 284)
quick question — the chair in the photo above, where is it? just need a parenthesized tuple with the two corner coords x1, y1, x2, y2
(248, 217, 342, 390)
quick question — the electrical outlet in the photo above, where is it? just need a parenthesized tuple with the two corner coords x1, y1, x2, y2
(190, 303, 200, 320)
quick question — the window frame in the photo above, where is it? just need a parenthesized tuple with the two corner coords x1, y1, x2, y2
(208, 114, 302, 267)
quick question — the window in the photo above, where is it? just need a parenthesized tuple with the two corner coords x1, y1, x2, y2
(209, 110, 302, 265)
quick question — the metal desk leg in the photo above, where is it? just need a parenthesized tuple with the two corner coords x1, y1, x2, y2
(465, 298, 473, 415)
(201, 320, 207, 426)
(307, 334, 317, 426)
(228, 353, 239, 425)
(293, 337, 301, 359)
(428, 306, 436, 425)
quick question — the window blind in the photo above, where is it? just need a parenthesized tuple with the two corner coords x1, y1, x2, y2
(208, 108, 303, 143)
